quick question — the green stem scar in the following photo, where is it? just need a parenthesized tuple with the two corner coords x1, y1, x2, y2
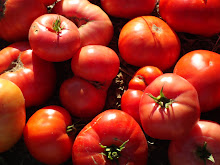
(53, 16, 64, 33)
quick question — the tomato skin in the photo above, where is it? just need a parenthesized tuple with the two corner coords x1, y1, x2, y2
(29, 14, 81, 62)
(59, 76, 107, 119)
(101, 0, 156, 18)
(0, 78, 26, 153)
(23, 105, 73, 165)
(168, 120, 220, 165)
(0, 42, 57, 107)
(52, 0, 113, 47)
(139, 73, 200, 140)
(72, 109, 148, 165)
(40, 0, 57, 6)
(71, 45, 120, 84)
(0, 0, 47, 42)
(118, 16, 181, 71)
(173, 50, 220, 112)
(159, 0, 220, 37)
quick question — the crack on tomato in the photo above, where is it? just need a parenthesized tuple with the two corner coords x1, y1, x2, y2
(2, 54, 25, 73)
(69, 17, 89, 28)
(0, 0, 6, 19)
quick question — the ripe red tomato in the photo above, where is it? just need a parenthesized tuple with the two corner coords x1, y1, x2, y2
(0, 0, 47, 42)
(59, 76, 107, 119)
(159, 0, 220, 37)
(100, 0, 156, 18)
(72, 109, 148, 165)
(168, 120, 220, 165)
(29, 14, 81, 62)
(173, 50, 220, 112)
(118, 16, 181, 71)
(23, 105, 74, 165)
(52, 0, 114, 47)
(0, 42, 57, 107)
(128, 66, 163, 91)
(0, 78, 26, 153)
(71, 45, 120, 84)
(139, 73, 200, 140)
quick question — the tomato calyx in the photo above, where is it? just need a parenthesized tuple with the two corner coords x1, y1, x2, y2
(196, 141, 215, 165)
(52, 16, 64, 34)
(148, 86, 175, 109)
(100, 139, 129, 162)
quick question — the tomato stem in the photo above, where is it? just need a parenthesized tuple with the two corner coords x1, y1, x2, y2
(53, 16, 64, 33)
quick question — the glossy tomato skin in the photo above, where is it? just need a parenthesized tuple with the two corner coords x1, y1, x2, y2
(71, 45, 120, 84)
(59, 76, 107, 119)
(118, 16, 181, 71)
(0, 78, 26, 153)
(0, 0, 47, 42)
(173, 50, 220, 112)
(72, 109, 148, 165)
(29, 14, 81, 62)
(169, 120, 220, 165)
(101, 0, 156, 18)
(159, 0, 220, 37)
(139, 73, 200, 140)
(52, 0, 113, 47)
(23, 105, 73, 165)
(0, 42, 57, 107)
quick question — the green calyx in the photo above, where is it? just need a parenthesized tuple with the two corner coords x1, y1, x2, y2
(148, 86, 174, 109)
(53, 16, 64, 33)
(196, 142, 215, 165)
(100, 139, 129, 161)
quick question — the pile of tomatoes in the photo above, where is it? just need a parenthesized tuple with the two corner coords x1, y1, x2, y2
(0, 0, 220, 164)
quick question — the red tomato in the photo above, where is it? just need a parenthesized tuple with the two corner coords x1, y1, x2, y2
(23, 105, 74, 165)
(52, 0, 114, 47)
(139, 73, 200, 140)
(0, 42, 57, 107)
(0, 0, 47, 42)
(101, 0, 156, 18)
(29, 14, 81, 62)
(0, 78, 26, 153)
(72, 109, 148, 165)
(71, 45, 120, 84)
(168, 120, 220, 165)
(118, 16, 181, 71)
(173, 50, 220, 112)
(128, 66, 163, 91)
(59, 76, 107, 119)
(159, 0, 220, 37)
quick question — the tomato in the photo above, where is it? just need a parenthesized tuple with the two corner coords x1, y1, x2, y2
(0, 0, 47, 42)
(29, 14, 81, 62)
(168, 120, 220, 165)
(100, 0, 156, 18)
(173, 50, 220, 112)
(0, 78, 26, 153)
(128, 66, 163, 91)
(118, 16, 181, 71)
(40, 0, 57, 6)
(52, 0, 114, 47)
(59, 76, 107, 119)
(23, 105, 74, 165)
(139, 73, 200, 140)
(0, 42, 57, 107)
(159, 0, 220, 37)
(71, 45, 120, 84)
(72, 109, 148, 165)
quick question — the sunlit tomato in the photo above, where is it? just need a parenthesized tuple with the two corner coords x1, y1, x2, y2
(23, 105, 74, 165)
(59, 76, 107, 119)
(118, 16, 181, 71)
(72, 109, 148, 165)
(0, 0, 47, 42)
(71, 45, 120, 84)
(173, 50, 220, 112)
(29, 14, 81, 62)
(159, 0, 220, 36)
(0, 42, 56, 107)
(169, 120, 220, 165)
(52, 0, 114, 47)
(101, 0, 156, 18)
(0, 78, 26, 153)
(139, 73, 200, 140)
